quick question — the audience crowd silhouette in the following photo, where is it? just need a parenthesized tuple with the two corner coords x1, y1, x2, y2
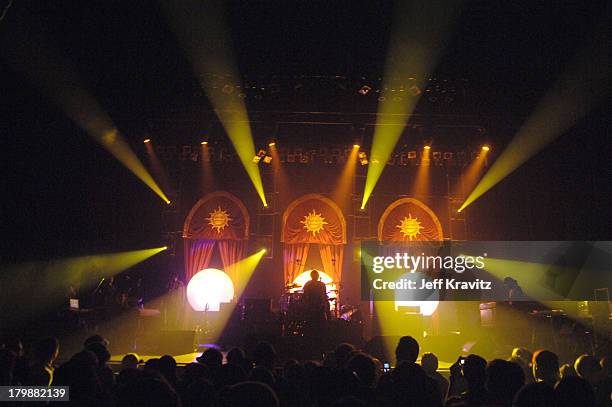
(1, 334, 610, 406)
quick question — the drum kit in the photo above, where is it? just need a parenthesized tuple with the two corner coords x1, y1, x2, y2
(279, 281, 362, 338)
(280, 281, 339, 320)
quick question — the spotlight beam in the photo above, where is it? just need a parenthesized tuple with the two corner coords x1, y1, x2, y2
(452, 149, 488, 199)
(145, 140, 173, 196)
(361, 1, 462, 209)
(212, 249, 266, 342)
(161, 0, 267, 206)
(412, 147, 431, 197)
(331, 146, 359, 208)
(0, 247, 167, 328)
(0, 20, 170, 204)
(459, 22, 610, 212)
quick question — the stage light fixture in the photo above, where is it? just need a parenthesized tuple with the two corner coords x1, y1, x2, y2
(408, 85, 422, 96)
(407, 151, 417, 159)
(262, 156, 273, 164)
(143, 138, 151, 144)
(222, 84, 235, 95)
(424, 145, 431, 150)
(252, 149, 267, 163)
(201, 140, 208, 145)
(358, 85, 372, 95)
(358, 151, 369, 166)
(481, 145, 490, 151)
(260, 248, 267, 253)
(353, 144, 360, 149)
(268, 141, 276, 147)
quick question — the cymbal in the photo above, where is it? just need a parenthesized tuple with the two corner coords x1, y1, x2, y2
(285, 283, 302, 289)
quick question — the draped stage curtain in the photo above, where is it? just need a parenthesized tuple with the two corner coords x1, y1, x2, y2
(378, 198, 443, 242)
(182, 192, 250, 328)
(282, 196, 346, 246)
(218, 240, 246, 289)
(282, 206, 344, 245)
(283, 243, 310, 285)
(180, 239, 215, 328)
(183, 191, 250, 283)
(319, 244, 343, 284)
(183, 194, 249, 241)
(282, 195, 346, 289)
(184, 239, 215, 280)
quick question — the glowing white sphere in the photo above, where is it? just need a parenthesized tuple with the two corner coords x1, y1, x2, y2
(186, 268, 234, 311)
(395, 300, 439, 316)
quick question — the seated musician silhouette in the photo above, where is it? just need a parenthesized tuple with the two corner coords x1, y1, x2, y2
(302, 269, 329, 323)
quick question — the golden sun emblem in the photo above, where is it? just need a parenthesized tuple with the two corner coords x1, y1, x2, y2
(300, 210, 328, 235)
(396, 213, 424, 240)
(207, 206, 232, 233)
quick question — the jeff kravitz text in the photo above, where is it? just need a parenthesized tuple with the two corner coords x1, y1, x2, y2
(371, 277, 492, 290)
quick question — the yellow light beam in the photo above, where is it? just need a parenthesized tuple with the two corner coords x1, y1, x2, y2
(0, 22, 170, 204)
(269, 143, 288, 200)
(145, 140, 173, 196)
(331, 146, 359, 209)
(478, 257, 570, 301)
(459, 23, 609, 212)
(212, 249, 266, 342)
(475, 254, 606, 324)
(412, 147, 431, 197)
(361, 1, 462, 209)
(161, 0, 267, 206)
(0, 247, 167, 327)
(452, 149, 488, 199)
(359, 247, 414, 361)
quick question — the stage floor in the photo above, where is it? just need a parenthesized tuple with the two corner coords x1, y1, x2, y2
(109, 352, 454, 371)
(110, 352, 202, 365)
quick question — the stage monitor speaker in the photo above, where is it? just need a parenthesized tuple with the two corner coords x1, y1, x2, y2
(157, 330, 196, 355)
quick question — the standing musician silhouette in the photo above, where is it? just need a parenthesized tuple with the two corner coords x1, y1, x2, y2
(302, 269, 329, 323)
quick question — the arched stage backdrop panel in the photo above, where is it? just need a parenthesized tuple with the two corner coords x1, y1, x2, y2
(281, 194, 346, 290)
(183, 191, 249, 286)
(378, 197, 444, 242)
(376, 197, 445, 331)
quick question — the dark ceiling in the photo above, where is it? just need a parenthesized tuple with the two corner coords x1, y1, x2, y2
(1, 1, 610, 260)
